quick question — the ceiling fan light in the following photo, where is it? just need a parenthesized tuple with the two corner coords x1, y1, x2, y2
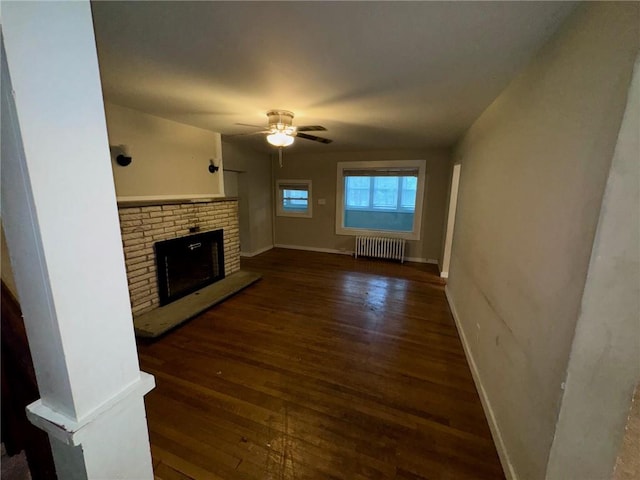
(267, 132, 294, 147)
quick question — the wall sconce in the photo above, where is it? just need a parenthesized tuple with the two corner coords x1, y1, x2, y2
(111, 144, 132, 167)
(208, 158, 220, 173)
(117, 154, 132, 167)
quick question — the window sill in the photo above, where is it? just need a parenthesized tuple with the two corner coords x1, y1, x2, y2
(345, 207, 416, 214)
(276, 212, 313, 218)
(336, 226, 420, 241)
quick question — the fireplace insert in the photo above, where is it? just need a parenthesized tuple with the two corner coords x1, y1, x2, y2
(154, 229, 225, 305)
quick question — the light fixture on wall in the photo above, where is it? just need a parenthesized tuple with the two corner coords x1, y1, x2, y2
(112, 144, 132, 166)
(208, 158, 220, 173)
(116, 154, 132, 167)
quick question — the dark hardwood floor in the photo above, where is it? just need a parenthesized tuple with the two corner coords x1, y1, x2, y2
(138, 248, 505, 480)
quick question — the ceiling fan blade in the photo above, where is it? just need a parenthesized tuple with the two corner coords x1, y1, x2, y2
(296, 125, 327, 132)
(297, 132, 333, 144)
(235, 122, 266, 129)
(224, 130, 269, 138)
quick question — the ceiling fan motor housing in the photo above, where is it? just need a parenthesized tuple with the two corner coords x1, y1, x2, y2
(267, 110, 296, 135)
(261, 109, 332, 145)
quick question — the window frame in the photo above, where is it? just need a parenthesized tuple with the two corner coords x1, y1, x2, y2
(276, 179, 313, 218)
(336, 160, 426, 240)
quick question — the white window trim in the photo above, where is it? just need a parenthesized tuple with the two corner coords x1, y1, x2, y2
(276, 179, 313, 218)
(336, 160, 426, 240)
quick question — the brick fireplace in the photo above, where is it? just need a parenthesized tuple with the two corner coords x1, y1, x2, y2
(117, 199, 240, 316)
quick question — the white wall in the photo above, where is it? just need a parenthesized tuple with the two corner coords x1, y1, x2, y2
(446, 3, 639, 479)
(546, 53, 640, 480)
(105, 103, 224, 201)
(222, 142, 273, 256)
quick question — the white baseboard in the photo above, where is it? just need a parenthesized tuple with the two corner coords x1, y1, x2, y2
(240, 245, 274, 258)
(274, 244, 440, 264)
(445, 286, 517, 480)
(405, 256, 439, 265)
(274, 244, 353, 255)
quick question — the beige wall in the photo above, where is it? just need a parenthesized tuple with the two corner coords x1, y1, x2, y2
(546, 53, 639, 480)
(222, 142, 273, 255)
(446, 3, 639, 480)
(105, 103, 224, 200)
(273, 148, 451, 262)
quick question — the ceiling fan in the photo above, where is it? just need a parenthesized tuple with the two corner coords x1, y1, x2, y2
(234, 110, 333, 148)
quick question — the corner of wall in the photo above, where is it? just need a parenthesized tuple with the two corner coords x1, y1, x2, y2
(445, 286, 517, 480)
(545, 49, 640, 480)
(445, 4, 639, 479)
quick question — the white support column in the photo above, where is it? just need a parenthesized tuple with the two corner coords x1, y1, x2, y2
(1, 2, 155, 478)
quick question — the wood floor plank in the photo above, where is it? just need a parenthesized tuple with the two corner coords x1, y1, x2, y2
(155, 461, 196, 480)
(139, 249, 504, 479)
(151, 446, 226, 480)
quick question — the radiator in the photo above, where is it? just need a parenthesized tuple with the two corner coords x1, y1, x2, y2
(354, 236, 406, 263)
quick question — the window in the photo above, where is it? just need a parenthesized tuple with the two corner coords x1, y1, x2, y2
(346, 176, 417, 211)
(336, 160, 426, 240)
(276, 179, 312, 218)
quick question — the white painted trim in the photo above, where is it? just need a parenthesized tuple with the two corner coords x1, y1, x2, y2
(274, 244, 352, 255)
(26, 372, 155, 447)
(273, 245, 439, 265)
(440, 271, 449, 279)
(441, 164, 461, 276)
(275, 179, 313, 218)
(335, 160, 427, 241)
(116, 193, 226, 203)
(240, 245, 274, 257)
(445, 286, 517, 480)
(405, 256, 439, 265)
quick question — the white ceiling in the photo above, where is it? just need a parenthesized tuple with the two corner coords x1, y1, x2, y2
(91, 1, 577, 153)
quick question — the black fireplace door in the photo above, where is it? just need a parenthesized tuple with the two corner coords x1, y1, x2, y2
(155, 229, 225, 305)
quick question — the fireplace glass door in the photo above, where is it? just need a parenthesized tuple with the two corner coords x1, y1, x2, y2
(155, 229, 225, 305)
